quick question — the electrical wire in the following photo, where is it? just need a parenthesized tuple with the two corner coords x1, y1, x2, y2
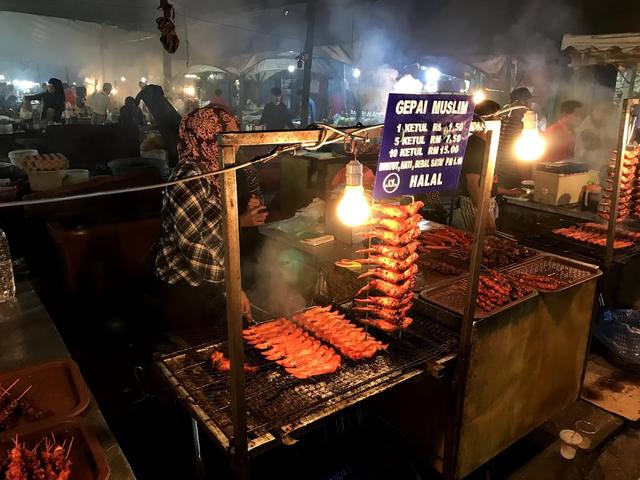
(0, 124, 382, 209)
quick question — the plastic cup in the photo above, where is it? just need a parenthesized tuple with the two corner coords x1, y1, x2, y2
(559, 429, 583, 459)
(575, 420, 597, 450)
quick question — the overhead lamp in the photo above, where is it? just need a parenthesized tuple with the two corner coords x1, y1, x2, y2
(183, 85, 196, 97)
(425, 67, 441, 84)
(120, 76, 126, 82)
(184, 73, 199, 79)
(473, 90, 486, 104)
(337, 159, 371, 226)
(514, 110, 546, 161)
(0, 75, 5, 81)
(352, 68, 361, 79)
(111, 87, 118, 95)
(140, 76, 147, 83)
(287, 65, 296, 73)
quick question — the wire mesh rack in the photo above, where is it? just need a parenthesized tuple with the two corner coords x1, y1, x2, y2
(155, 310, 457, 454)
(503, 254, 602, 292)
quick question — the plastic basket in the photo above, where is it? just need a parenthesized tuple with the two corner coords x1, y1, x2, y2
(594, 309, 640, 364)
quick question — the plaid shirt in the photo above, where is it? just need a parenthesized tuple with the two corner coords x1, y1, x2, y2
(155, 161, 225, 286)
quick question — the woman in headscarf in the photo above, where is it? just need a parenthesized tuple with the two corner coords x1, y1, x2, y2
(25, 78, 66, 122)
(155, 104, 263, 336)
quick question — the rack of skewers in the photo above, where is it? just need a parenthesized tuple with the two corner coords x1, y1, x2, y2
(155, 305, 457, 453)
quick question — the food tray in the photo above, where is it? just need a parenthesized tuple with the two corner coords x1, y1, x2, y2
(415, 253, 467, 293)
(0, 359, 91, 436)
(0, 419, 110, 480)
(503, 254, 602, 293)
(419, 276, 538, 319)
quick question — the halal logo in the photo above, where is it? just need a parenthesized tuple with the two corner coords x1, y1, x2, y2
(382, 173, 400, 194)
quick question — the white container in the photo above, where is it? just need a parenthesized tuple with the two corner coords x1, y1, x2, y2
(533, 171, 590, 206)
(62, 169, 89, 186)
(27, 170, 65, 191)
(8, 149, 38, 167)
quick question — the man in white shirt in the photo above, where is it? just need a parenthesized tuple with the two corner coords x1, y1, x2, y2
(90, 83, 112, 124)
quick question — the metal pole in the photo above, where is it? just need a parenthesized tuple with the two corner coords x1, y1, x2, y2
(220, 145, 249, 479)
(300, 0, 316, 126)
(604, 99, 637, 268)
(443, 120, 502, 479)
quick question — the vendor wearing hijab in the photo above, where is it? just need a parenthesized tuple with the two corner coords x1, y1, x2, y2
(155, 104, 255, 336)
(25, 78, 65, 122)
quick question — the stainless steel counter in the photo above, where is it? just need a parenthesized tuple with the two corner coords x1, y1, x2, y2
(502, 197, 599, 222)
(0, 281, 136, 479)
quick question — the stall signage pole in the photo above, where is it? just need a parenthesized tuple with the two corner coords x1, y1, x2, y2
(373, 93, 474, 199)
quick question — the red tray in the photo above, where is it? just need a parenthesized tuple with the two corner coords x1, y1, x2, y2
(0, 419, 110, 480)
(0, 359, 91, 436)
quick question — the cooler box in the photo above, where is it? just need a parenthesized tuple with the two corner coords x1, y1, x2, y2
(533, 170, 589, 206)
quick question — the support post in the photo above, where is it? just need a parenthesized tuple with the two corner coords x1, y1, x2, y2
(220, 145, 249, 479)
(443, 121, 501, 479)
(163, 50, 173, 92)
(300, 0, 316, 126)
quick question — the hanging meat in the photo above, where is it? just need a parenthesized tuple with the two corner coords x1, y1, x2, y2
(156, 0, 180, 54)
(352, 201, 423, 332)
(599, 147, 639, 223)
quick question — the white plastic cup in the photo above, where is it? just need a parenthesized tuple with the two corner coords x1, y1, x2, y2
(559, 429, 583, 459)
(575, 420, 597, 450)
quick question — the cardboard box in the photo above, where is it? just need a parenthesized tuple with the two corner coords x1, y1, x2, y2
(533, 170, 589, 206)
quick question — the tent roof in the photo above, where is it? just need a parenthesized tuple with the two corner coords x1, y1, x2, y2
(561, 33, 640, 66)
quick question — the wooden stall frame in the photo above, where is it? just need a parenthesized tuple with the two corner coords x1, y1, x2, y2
(216, 120, 501, 479)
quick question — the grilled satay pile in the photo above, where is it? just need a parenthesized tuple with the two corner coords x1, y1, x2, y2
(454, 271, 533, 312)
(510, 272, 565, 291)
(553, 222, 639, 249)
(600, 147, 639, 223)
(449, 235, 534, 268)
(351, 201, 424, 333)
(244, 318, 342, 379)
(1, 435, 72, 480)
(242, 306, 388, 379)
(423, 259, 463, 276)
(419, 225, 472, 252)
(0, 381, 51, 432)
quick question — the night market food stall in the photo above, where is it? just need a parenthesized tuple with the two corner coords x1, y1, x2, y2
(154, 93, 601, 479)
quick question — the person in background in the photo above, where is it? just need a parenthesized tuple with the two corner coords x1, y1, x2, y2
(24, 78, 66, 122)
(453, 100, 523, 234)
(211, 88, 229, 109)
(575, 100, 616, 171)
(296, 89, 317, 124)
(542, 100, 584, 163)
(135, 84, 181, 166)
(89, 82, 112, 124)
(260, 87, 293, 130)
(154, 104, 254, 336)
(119, 96, 144, 128)
(495, 87, 533, 189)
(63, 83, 76, 106)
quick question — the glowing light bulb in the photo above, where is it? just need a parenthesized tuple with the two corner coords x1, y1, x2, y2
(140, 77, 147, 83)
(337, 185, 371, 226)
(120, 76, 126, 82)
(336, 159, 370, 226)
(352, 68, 361, 79)
(287, 65, 296, 73)
(111, 87, 118, 95)
(183, 86, 196, 97)
(473, 90, 486, 104)
(514, 110, 546, 161)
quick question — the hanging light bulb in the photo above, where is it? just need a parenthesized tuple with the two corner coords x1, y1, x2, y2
(287, 65, 296, 73)
(337, 159, 371, 226)
(514, 110, 546, 161)
(473, 89, 486, 104)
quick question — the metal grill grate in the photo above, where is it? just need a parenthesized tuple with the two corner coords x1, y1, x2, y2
(504, 255, 601, 292)
(156, 312, 457, 452)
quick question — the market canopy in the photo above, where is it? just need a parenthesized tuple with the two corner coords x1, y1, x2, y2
(561, 33, 640, 66)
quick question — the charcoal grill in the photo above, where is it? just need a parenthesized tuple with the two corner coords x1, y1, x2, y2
(155, 312, 457, 455)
